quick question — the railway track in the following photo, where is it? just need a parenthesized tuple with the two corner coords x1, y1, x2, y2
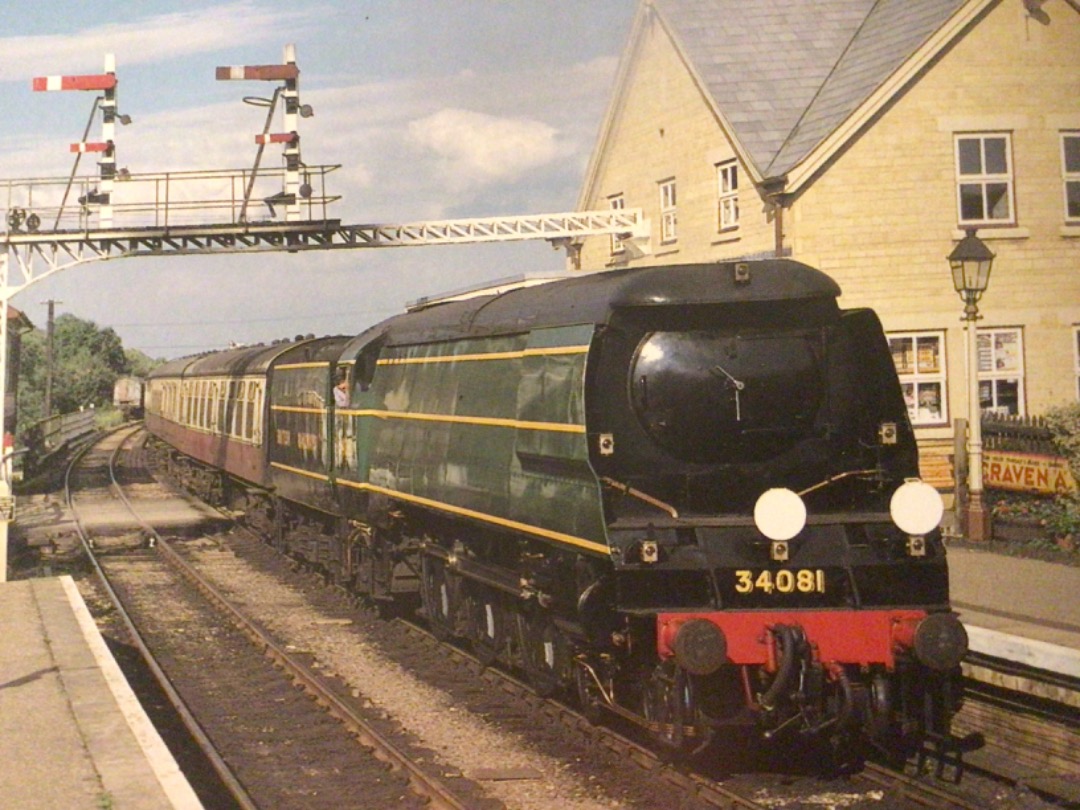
(956, 655, 1080, 805)
(63, 426, 1069, 809)
(66, 427, 472, 810)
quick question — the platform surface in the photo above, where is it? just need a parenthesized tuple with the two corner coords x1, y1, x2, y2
(948, 545, 1080, 675)
(0, 576, 202, 810)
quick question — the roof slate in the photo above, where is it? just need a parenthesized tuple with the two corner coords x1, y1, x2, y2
(653, 0, 966, 178)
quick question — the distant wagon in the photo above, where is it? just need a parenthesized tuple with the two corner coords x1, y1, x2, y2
(113, 376, 144, 420)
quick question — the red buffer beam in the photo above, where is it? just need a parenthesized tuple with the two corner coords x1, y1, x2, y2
(32, 74, 117, 92)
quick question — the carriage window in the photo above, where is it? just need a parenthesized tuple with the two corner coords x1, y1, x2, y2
(245, 382, 256, 440)
(251, 383, 263, 443)
(356, 339, 385, 391)
(216, 381, 226, 432)
(229, 381, 239, 438)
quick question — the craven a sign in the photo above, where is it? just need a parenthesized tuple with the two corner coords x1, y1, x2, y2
(984, 450, 1077, 495)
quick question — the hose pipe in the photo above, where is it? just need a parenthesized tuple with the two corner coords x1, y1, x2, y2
(759, 625, 805, 712)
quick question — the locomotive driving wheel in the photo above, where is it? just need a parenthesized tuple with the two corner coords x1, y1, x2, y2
(420, 554, 458, 640)
(516, 608, 568, 697)
(465, 583, 506, 666)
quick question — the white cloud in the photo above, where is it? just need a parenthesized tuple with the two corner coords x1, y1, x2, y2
(407, 108, 562, 189)
(0, 2, 312, 82)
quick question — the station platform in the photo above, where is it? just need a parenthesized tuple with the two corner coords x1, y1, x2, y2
(0, 576, 203, 810)
(948, 544, 1080, 678)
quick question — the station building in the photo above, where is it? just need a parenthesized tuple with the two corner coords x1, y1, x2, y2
(573, 0, 1080, 485)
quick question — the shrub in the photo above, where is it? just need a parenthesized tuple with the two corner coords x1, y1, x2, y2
(1041, 403, 1080, 551)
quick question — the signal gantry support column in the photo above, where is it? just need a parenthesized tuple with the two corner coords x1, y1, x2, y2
(217, 44, 309, 223)
(33, 54, 124, 229)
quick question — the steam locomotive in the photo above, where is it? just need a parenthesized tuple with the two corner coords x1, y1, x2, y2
(145, 260, 968, 761)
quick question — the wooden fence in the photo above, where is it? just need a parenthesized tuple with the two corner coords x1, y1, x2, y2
(18, 410, 99, 477)
(982, 414, 1057, 455)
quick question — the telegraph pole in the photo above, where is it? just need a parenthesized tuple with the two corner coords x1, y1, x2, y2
(43, 299, 60, 419)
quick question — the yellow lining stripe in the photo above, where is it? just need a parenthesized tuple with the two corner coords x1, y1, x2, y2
(377, 344, 589, 366)
(270, 405, 583, 433)
(276, 361, 331, 370)
(270, 461, 329, 482)
(338, 409, 584, 433)
(269, 461, 608, 555)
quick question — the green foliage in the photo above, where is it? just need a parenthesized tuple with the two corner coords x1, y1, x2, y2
(1044, 404, 1080, 550)
(124, 347, 159, 378)
(15, 313, 164, 435)
(992, 403, 1080, 554)
(1045, 402, 1080, 479)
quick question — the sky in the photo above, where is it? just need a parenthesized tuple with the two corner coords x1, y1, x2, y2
(0, 1, 636, 358)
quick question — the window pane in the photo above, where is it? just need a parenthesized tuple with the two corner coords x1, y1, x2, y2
(1068, 181, 1080, 219)
(917, 336, 941, 373)
(902, 382, 915, 418)
(1066, 136, 1080, 172)
(890, 337, 914, 373)
(960, 184, 984, 220)
(977, 333, 993, 373)
(993, 331, 1020, 371)
(984, 137, 1007, 174)
(995, 379, 1020, 414)
(958, 139, 982, 174)
(986, 183, 1010, 219)
(917, 383, 943, 422)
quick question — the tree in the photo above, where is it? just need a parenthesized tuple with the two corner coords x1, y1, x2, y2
(124, 347, 159, 378)
(15, 313, 162, 434)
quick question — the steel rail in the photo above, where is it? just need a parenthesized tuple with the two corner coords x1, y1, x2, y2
(124, 429, 471, 810)
(65, 425, 258, 810)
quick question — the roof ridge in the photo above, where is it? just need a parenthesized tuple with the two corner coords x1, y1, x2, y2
(765, 0, 883, 179)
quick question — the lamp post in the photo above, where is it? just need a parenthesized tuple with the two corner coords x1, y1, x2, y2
(948, 228, 995, 542)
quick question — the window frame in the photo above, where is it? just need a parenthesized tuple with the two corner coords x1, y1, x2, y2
(716, 159, 739, 232)
(977, 326, 1025, 417)
(1062, 131, 1080, 224)
(954, 133, 1015, 226)
(1074, 327, 1080, 402)
(658, 178, 677, 244)
(888, 331, 948, 427)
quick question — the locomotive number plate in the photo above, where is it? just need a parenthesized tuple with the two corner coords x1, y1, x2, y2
(734, 569, 825, 595)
